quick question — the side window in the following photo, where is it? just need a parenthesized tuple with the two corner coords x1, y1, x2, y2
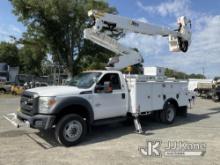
(98, 73, 121, 90)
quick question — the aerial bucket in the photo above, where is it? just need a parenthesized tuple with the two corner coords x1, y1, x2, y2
(168, 35, 180, 52)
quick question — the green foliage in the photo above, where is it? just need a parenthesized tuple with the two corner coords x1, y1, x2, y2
(0, 42, 19, 66)
(18, 45, 46, 75)
(0, 40, 46, 75)
(17, 33, 47, 75)
(120, 64, 143, 74)
(188, 73, 206, 79)
(165, 68, 206, 79)
(10, 0, 116, 75)
(78, 40, 114, 71)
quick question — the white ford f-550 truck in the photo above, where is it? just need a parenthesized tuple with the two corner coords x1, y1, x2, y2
(11, 70, 188, 146)
(4, 10, 192, 146)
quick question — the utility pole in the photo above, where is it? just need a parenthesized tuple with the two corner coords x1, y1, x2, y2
(202, 67, 205, 78)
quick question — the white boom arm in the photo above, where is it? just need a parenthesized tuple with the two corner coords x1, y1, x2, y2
(84, 10, 191, 70)
(84, 28, 143, 70)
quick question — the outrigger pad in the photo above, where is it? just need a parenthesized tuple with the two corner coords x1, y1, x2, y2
(133, 117, 143, 134)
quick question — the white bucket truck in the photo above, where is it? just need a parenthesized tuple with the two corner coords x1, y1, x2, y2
(4, 10, 191, 146)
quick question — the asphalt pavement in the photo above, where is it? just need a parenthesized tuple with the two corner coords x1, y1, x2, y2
(0, 96, 219, 165)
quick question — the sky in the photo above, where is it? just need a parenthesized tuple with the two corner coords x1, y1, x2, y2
(0, 0, 220, 78)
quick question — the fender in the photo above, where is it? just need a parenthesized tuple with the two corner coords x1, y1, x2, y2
(163, 98, 179, 109)
(52, 97, 94, 124)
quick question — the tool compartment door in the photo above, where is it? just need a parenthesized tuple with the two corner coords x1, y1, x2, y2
(151, 82, 165, 110)
(135, 82, 152, 112)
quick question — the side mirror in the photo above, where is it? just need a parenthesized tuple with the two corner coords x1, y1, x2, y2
(95, 84, 103, 93)
(95, 81, 112, 93)
(93, 77, 98, 83)
(104, 81, 112, 93)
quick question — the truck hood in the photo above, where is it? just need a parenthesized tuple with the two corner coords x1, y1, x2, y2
(26, 86, 87, 97)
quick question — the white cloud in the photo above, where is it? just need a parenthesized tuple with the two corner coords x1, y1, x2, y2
(0, 24, 22, 42)
(10, 25, 22, 34)
(136, 17, 148, 23)
(120, 33, 167, 57)
(137, 0, 194, 18)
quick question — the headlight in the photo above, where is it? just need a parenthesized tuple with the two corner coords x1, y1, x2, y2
(38, 97, 56, 114)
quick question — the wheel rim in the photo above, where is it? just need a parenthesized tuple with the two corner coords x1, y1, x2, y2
(167, 107, 175, 122)
(63, 120, 83, 142)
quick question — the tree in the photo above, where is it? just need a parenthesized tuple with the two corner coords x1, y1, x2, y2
(188, 73, 205, 79)
(78, 40, 115, 71)
(10, 0, 116, 75)
(18, 44, 46, 75)
(165, 68, 206, 79)
(0, 42, 19, 66)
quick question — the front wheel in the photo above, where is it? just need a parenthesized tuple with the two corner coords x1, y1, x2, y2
(55, 114, 87, 146)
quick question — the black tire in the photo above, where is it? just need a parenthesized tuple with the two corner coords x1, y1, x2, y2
(160, 104, 176, 124)
(0, 89, 6, 94)
(55, 114, 87, 146)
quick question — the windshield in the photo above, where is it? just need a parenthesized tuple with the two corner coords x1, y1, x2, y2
(68, 72, 101, 88)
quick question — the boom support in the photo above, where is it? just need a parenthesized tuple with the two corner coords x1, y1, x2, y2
(84, 28, 143, 70)
(84, 10, 191, 70)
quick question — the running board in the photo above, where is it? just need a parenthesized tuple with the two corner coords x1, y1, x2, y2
(93, 115, 144, 134)
(93, 116, 127, 126)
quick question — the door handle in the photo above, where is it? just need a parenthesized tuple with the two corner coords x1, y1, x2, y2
(122, 93, 125, 99)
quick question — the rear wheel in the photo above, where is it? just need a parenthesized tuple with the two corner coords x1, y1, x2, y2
(55, 114, 87, 146)
(160, 104, 176, 124)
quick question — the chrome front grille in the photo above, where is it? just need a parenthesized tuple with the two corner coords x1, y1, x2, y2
(20, 92, 38, 115)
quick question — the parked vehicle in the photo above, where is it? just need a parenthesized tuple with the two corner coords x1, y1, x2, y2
(4, 10, 191, 146)
(196, 82, 213, 98)
(11, 84, 24, 95)
(212, 78, 220, 101)
(212, 87, 220, 101)
(0, 82, 12, 94)
(4, 70, 188, 146)
(0, 63, 19, 82)
(188, 79, 213, 97)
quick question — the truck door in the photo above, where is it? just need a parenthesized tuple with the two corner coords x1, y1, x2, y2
(93, 73, 127, 120)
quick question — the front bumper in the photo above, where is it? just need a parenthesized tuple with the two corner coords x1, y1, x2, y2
(17, 111, 55, 130)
